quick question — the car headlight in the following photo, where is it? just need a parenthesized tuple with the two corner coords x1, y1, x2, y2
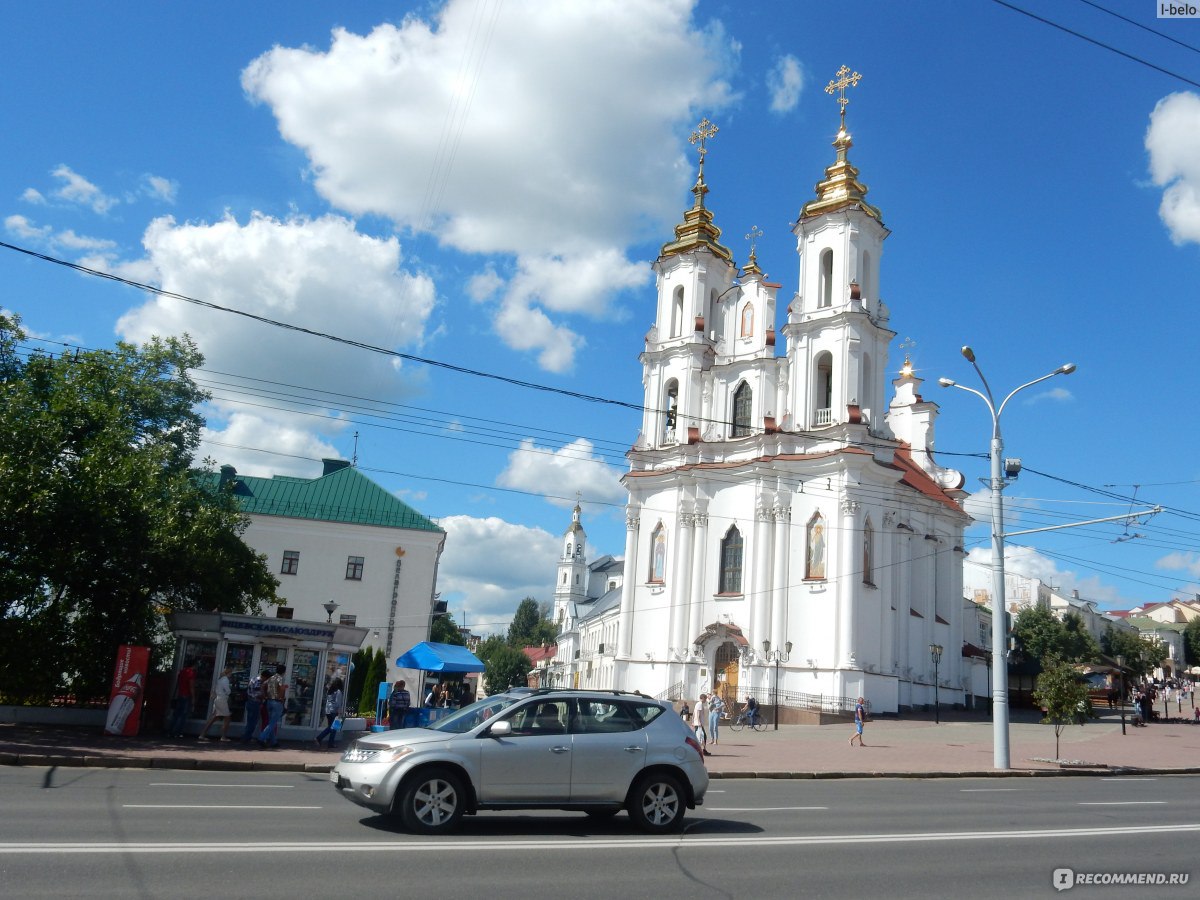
(373, 745, 415, 764)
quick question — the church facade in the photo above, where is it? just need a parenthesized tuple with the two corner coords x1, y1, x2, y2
(551, 79, 970, 715)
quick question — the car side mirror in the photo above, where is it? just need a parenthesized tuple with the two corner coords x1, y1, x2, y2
(488, 720, 512, 738)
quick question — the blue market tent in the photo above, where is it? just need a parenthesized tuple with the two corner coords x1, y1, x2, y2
(396, 641, 486, 673)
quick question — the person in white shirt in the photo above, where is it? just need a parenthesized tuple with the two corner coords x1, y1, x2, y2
(691, 694, 711, 756)
(199, 666, 233, 741)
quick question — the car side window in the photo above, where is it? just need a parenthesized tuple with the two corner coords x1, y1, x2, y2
(626, 702, 665, 727)
(571, 700, 638, 734)
(509, 700, 567, 736)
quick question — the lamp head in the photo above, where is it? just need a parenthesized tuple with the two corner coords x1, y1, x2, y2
(785, 641, 793, 655)
(937, 377, 955, 388)
(1057, 363, 1076, 375)
(762, 639, 771, 653)
(960, 346, 976, 363)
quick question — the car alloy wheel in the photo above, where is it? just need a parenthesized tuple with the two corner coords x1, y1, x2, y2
(398, 768, 465, 834)
(628, 772, 685, 834)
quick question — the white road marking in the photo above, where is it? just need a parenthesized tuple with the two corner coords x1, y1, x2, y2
(149, 783, 294, 789)
(122, 804, 321, 810)
(1078, 801, 1166, 806)
(5, 823, 1200, 854)
(1100, 777, 1156, 782)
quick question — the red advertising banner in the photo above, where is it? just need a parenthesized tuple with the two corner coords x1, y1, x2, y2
(105, 645, 150, 736)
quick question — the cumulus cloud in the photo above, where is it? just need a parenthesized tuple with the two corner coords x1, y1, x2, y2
(1024, 386, 1073, 404)
(438, 514, 561, 632)
(4, 214, 51, 241)
(1156, 550, 1200, 579)
(20, 188, 45, 205)
(51, 165, 118, 213)
(1146, 91, 1200, 246)
(115, 211, 438, 473)
(496, 437, 626, 507)
(241, 0, 734, 369)
(767, 54, 803, 113)
(963, 545, 1127, 609)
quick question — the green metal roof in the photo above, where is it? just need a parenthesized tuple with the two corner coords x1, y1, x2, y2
(206, 464, 443, 533)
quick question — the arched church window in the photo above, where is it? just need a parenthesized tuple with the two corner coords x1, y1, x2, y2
(719, 525, 743, 594)
(731, 382, 752, 437)
(561, 572, 567, 585)
(566, 542, 572, 557)
(740, 303, 754, 338)
(863, 517, 875, 586)
(672, 286, 685, 338)
(663, 379, 679, 442)
(814, 353, 834, 427)
(819, 249, 833, 308)
(649, 523, 667, 583)
(806, 511, 827, 580)
(861, 249, 872, 301)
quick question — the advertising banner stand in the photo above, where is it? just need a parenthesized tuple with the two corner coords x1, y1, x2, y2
(105, 645, 150, 736)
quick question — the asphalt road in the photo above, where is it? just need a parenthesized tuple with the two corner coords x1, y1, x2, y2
(2, 767, 1196, 898)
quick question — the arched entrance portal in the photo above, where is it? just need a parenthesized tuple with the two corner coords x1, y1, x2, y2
(714, 642, 739, 707)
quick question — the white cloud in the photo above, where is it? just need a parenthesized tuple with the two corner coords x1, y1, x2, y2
(143, 174, 179, 203)
(116, 211, 438, 448)
(1156, 551, 1200, 579)
(4, 214, 51, 241)
(438, 514, 561, 632)
(1024, 386, 1073, 404)
(467, 267, 504, 303)
(241, 0, 735, 369)
(20, 188, 45, 205)
(496, 437, 626, 507)
(51, 164, 118, 214)
(964, 545, 1126, 609)
(1146, 91, 1200, 246)
(55, 229, 117, 251)
(767, 54, 803, 114)
(199, 411, 342, 479)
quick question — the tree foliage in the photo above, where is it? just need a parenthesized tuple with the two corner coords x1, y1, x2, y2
(1012, 606, 1099, 675)
(1100, 625, 1169, 679)
(1032, 656, 1090, 760)
(0, 313, 278, 702)
(475, 635, 531, 695)
(1183, 618, 1200, 667)
(430, 610, 465, 645)
(356, 647, 387, 715)
(505, 596, 557, 648)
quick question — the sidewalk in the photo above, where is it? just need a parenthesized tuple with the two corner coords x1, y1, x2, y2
(2, 710, 1199, 779)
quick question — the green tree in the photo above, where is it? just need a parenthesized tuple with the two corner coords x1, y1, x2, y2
(1012, 606, 1099, 676)
(1100, 626, 1168, 679)
(1032, 656, 1090, 760)
(1183, 618, 1200, 667)
(0, 314, 278, 702)
(346, 649, 371, 710)
(506, 596, 557, 648)
(430, 610, 465, 645)
(357, 648, 387, 715)
(482, 642, 532, 696)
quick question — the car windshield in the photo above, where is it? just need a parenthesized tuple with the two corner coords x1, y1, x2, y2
(428, 693, 527, 734)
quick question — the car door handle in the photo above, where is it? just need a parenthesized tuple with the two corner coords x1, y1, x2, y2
(550, 746, 571, 754)
(623, 746, 644, 753)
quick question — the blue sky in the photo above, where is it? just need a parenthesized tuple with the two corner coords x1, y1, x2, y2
(5, 0, 1200, 633)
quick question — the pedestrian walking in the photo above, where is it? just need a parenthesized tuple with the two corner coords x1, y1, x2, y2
(849, 696, 867, 746)
(166, 663, 195, 738)
(708, 693, 724, 745)
(692, 693, 710, 756)
(199, 666, 233, 741)
(388, 679, 412, 729)
(314, 678, 344, 749)
(257, 664, 287, 748)
(241, 669, 268, 742)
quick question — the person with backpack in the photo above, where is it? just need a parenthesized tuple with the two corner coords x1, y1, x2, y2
(388, 679, 412, 729)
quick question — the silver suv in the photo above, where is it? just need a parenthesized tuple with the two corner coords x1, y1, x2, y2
(330, 688, 708, 834)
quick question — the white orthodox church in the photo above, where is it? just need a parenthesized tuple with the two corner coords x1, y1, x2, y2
(550, 77, 971, 716)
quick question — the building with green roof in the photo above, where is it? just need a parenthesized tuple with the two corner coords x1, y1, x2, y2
(211, 459, 445, 675)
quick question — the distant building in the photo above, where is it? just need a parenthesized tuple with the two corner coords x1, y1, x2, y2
(210, 458, 445, 679)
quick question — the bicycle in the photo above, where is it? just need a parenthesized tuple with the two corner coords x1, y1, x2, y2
(727, 705, 766, 732)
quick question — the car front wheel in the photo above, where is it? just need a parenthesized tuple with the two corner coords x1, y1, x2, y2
(628, 772, 686, 834)
(396, 768, 466, 834)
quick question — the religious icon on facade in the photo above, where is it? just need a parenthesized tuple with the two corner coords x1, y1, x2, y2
(806, 511, 826, 580)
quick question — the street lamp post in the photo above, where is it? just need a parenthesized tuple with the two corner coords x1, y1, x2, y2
(930, 643, 943, 724)
(1116, 654, 1126, 735)
(323, 600, 339, 624)
(939, 346, 1076, 770)
(762, 640, 792, 731)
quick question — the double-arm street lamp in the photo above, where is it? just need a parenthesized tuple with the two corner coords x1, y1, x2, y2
(762, 640, 792, 731)
(939, 346, 1076, 770)
(323, 600, 339, 624)
(929, 643, 943, 724)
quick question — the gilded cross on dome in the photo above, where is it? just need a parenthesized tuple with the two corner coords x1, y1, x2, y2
(745, 224, 763, 259)
(824, 65, 862, 128)
(689, 118, 718, 179)
(898, 336, 916, 376)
